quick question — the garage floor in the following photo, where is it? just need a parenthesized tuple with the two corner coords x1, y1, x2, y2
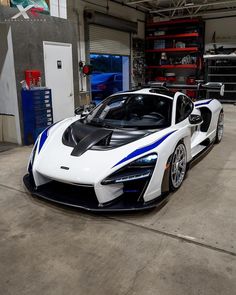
(0, 104, 235, 295)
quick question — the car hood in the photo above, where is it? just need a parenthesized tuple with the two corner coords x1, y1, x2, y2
(62, 120, 153, 156)
(33, 117, 173, 185)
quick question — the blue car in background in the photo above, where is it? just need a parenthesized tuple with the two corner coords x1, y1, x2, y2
(91, 72, 123, 100)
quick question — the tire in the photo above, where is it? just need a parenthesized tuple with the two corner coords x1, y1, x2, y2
(215, 110, 224, 144)
(169, 142, 187, 191)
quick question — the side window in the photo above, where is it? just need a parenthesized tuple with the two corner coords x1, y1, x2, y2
(176, 95, 193, 124)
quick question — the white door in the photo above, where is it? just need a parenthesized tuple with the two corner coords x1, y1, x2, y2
(43, 41, 74, 122)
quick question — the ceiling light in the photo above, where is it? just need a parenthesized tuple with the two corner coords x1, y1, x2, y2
(185, 2, 194, 6)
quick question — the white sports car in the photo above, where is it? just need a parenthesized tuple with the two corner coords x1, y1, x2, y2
(24, 83, 224, 211)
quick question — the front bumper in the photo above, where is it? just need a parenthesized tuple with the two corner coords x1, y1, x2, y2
(23, 174, 165, 212)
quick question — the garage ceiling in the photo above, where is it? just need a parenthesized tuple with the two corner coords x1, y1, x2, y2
(119, 0, 236, 18)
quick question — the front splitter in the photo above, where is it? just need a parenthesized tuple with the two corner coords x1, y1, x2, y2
(23, 174, 166, 212)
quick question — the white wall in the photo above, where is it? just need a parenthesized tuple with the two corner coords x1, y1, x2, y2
(50, 0, 67, 19)
(205, 16, 236, 46)
(0, 26, 21, 144)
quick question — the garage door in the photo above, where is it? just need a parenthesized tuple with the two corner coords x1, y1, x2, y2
(89, 25, 130, 56)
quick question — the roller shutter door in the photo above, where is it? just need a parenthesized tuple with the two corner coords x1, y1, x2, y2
(89, 25, 130, 56)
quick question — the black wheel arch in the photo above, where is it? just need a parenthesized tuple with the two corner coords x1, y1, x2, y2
(161, 139, 187, 194)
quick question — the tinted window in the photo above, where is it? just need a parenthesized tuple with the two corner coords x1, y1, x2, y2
(85, 94, 173, 129)
(176, 95, 193, 123)
(115, 75, 122, 81)
(91, 73, 113, 83)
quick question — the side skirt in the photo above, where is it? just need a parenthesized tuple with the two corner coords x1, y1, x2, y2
(189, 139, 215, 169)
(161, 138, 215, 194)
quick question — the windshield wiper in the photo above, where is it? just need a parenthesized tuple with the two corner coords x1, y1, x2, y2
(86, 119, 115, 129)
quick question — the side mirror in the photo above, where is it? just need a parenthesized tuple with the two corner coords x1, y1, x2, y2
(74, 106, 84, 115)
(74, 103, 96, 116)
(189, 114, 203, 125)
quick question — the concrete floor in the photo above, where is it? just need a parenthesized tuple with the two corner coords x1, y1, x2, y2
(0, 104, 236, 295)
(0, 142, 18, 153)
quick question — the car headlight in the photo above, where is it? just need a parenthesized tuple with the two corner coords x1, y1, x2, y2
(129, 153, 158, 167)
(102, 153, 157, 185)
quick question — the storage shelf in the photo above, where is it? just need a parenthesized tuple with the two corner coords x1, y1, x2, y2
(146, 47, 199, 53)
(146, 33, 199, 40)
(146, 64, 198, 69)
(209, 66, 236, 68)
(205, 53, 236, 102)
(210, 82, 236, 85)
(207, 90, 236, 93)
(147, 18, 200, 27)
(146, 17, 204, 96)
(208, 74, 236, 76)
(204, 54, 236, 60)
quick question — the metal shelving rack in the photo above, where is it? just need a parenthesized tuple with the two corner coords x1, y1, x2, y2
(204, 54, 236, 102)
(145, 18, 205, 94)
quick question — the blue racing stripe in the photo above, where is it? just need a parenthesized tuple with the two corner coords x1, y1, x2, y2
(195, 99, 212, 107)
(38, 123, 56, 153)
(113, 130, 176, 167)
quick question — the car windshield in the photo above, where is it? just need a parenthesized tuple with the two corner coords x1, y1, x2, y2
(91, 73, 114, 83)
(84, 94, 173, 129)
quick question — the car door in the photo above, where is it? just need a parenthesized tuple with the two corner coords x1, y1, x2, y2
(175, 94, 194, 125)
(174, 94, 202, 150)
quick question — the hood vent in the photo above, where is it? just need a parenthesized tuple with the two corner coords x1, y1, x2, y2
(62, 120, 153, 155)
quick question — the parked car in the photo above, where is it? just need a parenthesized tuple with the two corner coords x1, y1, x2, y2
(91, 72, 122, 100)
(24, 83, 224, 212)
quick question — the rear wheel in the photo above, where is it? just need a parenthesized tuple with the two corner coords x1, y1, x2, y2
(215, 111, 224, 144)
(170, 143, 187, 191)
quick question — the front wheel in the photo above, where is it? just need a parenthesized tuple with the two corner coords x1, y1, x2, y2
(170, 143, 187, 191)
(215, 111, 224, 144)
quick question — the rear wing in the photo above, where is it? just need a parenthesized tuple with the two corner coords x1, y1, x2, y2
(145, 81, 225, 97)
